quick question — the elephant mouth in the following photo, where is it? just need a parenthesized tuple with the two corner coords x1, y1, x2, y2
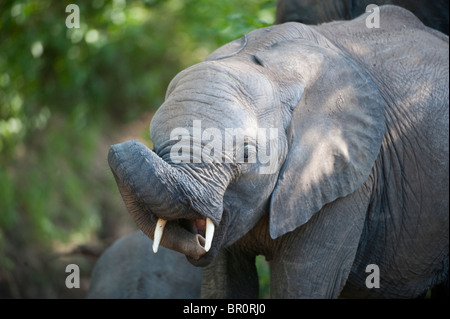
(112, 173, 227, 266)
(152, 213, 229, 267)
(152, 217, 211, 256)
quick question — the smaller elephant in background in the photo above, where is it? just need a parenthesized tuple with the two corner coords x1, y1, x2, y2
(275, 0, 449, 35)
(87, 231, 202, 299)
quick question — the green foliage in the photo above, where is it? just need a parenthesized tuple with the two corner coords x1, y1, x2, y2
(256, 255, 271, 298)
(0, 0, 274, 155)
(0, 0, 275, 297)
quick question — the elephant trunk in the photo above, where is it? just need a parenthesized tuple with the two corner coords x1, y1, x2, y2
(108, 140, 227, 260)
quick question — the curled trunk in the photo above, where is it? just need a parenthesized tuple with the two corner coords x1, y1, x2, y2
(108, 140, 228, 261)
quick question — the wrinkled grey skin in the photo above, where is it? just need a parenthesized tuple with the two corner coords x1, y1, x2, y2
(276, 0, 449, 35)
(87, 231, 201, 298)
(108, 6, 449, 298)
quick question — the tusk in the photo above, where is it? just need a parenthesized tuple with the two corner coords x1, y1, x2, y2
(152, 218, 167, 253)
(204, 218, 215, 252)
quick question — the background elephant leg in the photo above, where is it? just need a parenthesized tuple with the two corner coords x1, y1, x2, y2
(270, 187, 370, 298)
(201, 246, 259, 298)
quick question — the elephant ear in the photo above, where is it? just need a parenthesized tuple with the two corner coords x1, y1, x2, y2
(268, 41, 385, 239)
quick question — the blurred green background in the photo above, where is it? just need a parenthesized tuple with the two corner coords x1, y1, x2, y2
(0, 0, 275, 298)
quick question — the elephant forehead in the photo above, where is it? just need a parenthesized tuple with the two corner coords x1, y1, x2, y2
(152, 99, 257, 132)
(155, 61, 274, 120)
(170, 60, 271, 96)
(150, 75, 261, 151)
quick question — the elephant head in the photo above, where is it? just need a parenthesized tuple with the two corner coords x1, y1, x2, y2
(108, 23, 385, 267)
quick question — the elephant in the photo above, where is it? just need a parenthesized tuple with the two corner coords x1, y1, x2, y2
(275, 0, 449, 35)
(87, 231, 202, 298)
(107, 5, 449, 298)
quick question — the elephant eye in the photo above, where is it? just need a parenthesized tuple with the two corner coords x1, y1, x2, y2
(242, 143, 258, 163)
(243, 146, 249, 162)
(234, 139, 257, 164)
